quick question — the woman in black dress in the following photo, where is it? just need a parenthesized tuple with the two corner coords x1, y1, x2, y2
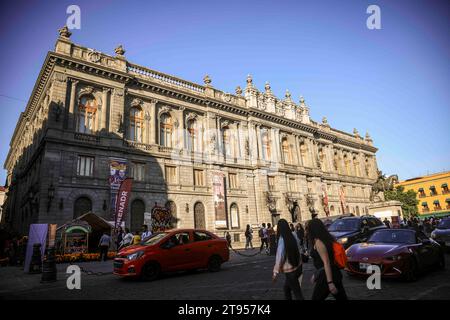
(306, 219, 348, 300)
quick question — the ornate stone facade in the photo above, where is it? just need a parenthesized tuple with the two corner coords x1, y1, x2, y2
(3, 28, 379, 243)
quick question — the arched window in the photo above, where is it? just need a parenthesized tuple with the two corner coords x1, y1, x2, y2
(344, 155, 351, 176)
(194, 202, 206, 229)
(230, 203, 239, 229)
(282, 138, 292, 164)
(73, 196, 92, 219)
(299, 142, 308, 167)
(356, 206, 360, 216)
(160, 113, 173, 147)
(261, 130, 271, 161)
(353, 156, 360, 177)
(330, 205, 335, 214)
(77, 95, 97, 134)
(130, 199, 145, 233)
(187, 119, 197, 152)
(129, 107, 143, 142)
(222, 126, 236, 158)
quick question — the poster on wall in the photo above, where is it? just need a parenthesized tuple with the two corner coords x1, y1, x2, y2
(151, 206, 172, 232)
(212, 172, 227, 228)
(114, 178, 133, 229)
(322, 185, 330, 217)
(109, 158, 127, 222)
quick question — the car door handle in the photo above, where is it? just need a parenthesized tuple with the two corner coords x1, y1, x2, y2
(207, 244, 212, 248)
(185, 248, 191, 252)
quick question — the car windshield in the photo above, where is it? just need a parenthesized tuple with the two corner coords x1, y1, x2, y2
(368, 230, 415, 244)
(437, 219, 450, 229)
(141, 232, 168, 245)
(328, 219, 360, 232)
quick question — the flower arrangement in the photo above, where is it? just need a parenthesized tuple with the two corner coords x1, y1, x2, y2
(55, 251, 116, 263)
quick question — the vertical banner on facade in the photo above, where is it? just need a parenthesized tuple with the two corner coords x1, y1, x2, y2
(115, 178, 133, 229)
(24, 224, 48, 273)
(212, 172, 227, 228)
(340, 186, 347, 214)
(322, 185, 330, 217)
(109, 158, 127, 221)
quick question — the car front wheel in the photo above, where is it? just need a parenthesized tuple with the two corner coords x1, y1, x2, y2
(207, 256, 222, 272)
(141, 262, 161, 281)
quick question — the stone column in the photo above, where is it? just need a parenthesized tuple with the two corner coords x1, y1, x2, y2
(101, 87, 110, 132)
(294, 135, 302, 166)
(256, 125, 263, 160)
(68, 79, 78, 131)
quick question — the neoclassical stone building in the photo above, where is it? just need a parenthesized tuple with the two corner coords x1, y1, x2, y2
(3, 27, 379, 243)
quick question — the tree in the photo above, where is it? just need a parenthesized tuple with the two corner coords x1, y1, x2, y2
(384, 186, 419, 219)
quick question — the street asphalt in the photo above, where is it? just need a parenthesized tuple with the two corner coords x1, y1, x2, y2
(1, 249, 449, 300)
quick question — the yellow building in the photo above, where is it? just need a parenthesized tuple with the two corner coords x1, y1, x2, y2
(396, 171, 450, 219)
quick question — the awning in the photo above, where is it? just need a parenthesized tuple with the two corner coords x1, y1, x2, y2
(418, 211, 450, 220)
(422, 202, 428, 206)
(433, 200, 440, 205)
(442, 183, 448, 188)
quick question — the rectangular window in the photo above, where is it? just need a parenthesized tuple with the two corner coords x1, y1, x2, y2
(131, 163, 145, 181)
(229, 173, 238, 189)
(194, 169, 205, 186)
(77, 156, 94, 177)
(268, 176, 275, 191)
(289, 178, 297, 192)
(165, 166, 177, 184)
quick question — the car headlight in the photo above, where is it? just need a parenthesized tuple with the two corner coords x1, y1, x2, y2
(127, 251, 144, 261)
(431, 233, 436, 239)
(337, 237, 348, 244)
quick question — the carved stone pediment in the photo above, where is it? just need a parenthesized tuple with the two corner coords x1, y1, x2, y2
(79, 86, 95, 97)
(87, 51, 102, 63)
(158, 105, 171, 116)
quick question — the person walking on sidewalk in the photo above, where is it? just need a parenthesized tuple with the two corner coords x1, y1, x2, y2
(259, 223, 269, 253)
(272, 219, 304, 300)
(98, 232, 111, 261)
(267, 223, 277, 256)
(141, 224, 152, 241)
(245, 224, 254, 249)
(306, 219, 348, 300)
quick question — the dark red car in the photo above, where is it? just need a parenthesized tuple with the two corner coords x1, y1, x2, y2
(346, 229, 445, 281)
(114, 229, 229, 281)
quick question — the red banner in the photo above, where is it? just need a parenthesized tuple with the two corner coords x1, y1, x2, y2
(115, 178, 133, 228)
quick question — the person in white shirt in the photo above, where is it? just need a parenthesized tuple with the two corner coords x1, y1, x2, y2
(119, 228, 133, 250)
(141, 224, 152, 241)
(272, 219, 304, 300)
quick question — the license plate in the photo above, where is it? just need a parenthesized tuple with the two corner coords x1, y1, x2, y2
(359, 263, 371, 270)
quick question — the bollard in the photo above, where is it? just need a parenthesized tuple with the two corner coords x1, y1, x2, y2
(29, 243, 42, 274)
(41, 247, 57, 282)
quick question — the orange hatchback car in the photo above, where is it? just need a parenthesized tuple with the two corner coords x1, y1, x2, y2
(114, 229, 230, 281)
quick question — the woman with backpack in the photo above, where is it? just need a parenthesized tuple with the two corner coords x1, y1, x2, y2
(306, 218, 348, 300)
(272, 219, 304, 300)
(245, 224, 254, 249)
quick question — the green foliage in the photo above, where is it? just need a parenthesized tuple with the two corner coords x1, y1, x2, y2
(384, 186, 419, 219)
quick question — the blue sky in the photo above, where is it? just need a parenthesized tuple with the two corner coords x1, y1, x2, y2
(0, 0, 449, 183)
